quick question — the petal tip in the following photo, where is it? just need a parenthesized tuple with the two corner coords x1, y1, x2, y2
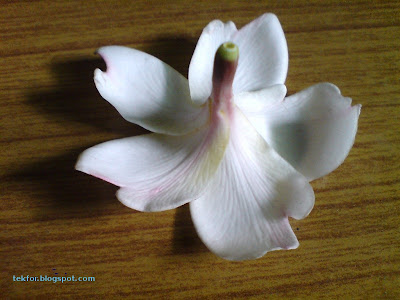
(94, 68, 111, 97)
(319, 82, 341, 93)
(204, 19, 224, 33)
(355, 103, 362, 115)
(285, 239, 300, 250)
(74, 151, 88, 173)
(95, 46, 108, 61)
(74, 161, 83, 172)
(116, 189, 144, 212)
(95, 45, 113, 57)
(94, 45, 126, 70)
(259, 12, 279, 22)
(94, 68, 105, 84)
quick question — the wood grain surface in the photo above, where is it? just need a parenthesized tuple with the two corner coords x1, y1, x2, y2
(1, 0, 399, 298)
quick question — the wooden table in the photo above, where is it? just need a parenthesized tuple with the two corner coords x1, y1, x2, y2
(1, 1, 399, 298)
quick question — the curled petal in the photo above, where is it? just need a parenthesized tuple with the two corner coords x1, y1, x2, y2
(189, 20, 238, 104)
(237, 83, 361, 181)
(94, 46, 209, 135)
(232, 13, 288, 94)
(190, 108, 314, 261)
(75, 112, 230, 212)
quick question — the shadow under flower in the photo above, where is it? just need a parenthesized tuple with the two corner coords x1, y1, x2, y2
(20, 54, 145, 220)
(5, 147, 125, 222)
(172, 204, 208, 255)
(27, 55, 142, 136)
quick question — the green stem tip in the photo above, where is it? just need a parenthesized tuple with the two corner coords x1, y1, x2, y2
(217, 42, 239, 62)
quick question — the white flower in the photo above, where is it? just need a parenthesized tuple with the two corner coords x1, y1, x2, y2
(76, 13, 361, 261)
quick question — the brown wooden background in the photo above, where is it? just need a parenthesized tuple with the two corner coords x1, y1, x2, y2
(1, 0, 399, 298)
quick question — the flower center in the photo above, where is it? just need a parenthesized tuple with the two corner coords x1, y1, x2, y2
(211, 42, 239, 118)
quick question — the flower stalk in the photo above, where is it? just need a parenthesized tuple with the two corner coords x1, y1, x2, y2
(211, 42, 239, 117)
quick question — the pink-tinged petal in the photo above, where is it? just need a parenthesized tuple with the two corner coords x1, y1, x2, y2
(94, 46, 209, 135)
(232, 13, 288, 94)
(75, 110, 230, 212)
(189, 20, 237, 105)
(190, 108, 314, 261)
(237, 83, 361, 181)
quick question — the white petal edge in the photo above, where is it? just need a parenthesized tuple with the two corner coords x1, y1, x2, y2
(189, 20, 238, 105)
(94, 46, 209, 135)
(190, 107, 314, 261)
(232, 13, 288, 94)
(75, 110, 230, 212)
(237, 83, 361, 181)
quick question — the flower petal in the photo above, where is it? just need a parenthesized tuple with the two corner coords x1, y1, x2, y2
(234, 84, 287, 113)
(232, 13, 288, 94)
(94, 46, 209, 135)
(75, 111, 230, 212)
(237, 83, 361, 181)
(189, 14, 288, 104)
(190, 108, 314, 261)
(189, 20, 237, 104)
